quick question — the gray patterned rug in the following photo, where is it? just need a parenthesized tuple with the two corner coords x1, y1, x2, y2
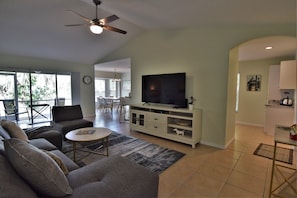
(62, 131, 185, 174)
(253, 143, 293, 164)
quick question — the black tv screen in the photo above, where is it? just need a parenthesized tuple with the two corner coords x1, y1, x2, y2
(142, 72, 186, 107)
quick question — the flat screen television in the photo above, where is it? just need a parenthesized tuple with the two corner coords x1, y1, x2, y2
(142, 72, 186, 107)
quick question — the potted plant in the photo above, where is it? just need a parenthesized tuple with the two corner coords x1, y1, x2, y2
(290, 124, 297, 140)
(188, 96, 195, 110)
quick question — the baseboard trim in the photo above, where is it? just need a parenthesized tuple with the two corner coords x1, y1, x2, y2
(200, 140, 225, 149)
(235, 121, 264, 128)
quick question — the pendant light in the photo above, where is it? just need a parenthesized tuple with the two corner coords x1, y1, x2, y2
(112, 69, 121, 82)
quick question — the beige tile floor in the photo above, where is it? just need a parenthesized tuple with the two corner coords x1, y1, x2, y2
(91, 111, 297, 197)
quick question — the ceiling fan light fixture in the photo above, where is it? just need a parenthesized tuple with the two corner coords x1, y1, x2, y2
(90, 24, 103, 34)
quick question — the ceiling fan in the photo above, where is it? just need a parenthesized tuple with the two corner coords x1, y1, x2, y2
(65, 0, 127, 35)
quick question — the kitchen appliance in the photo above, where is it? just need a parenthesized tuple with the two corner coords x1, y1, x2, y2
(280, 96, 293, 106)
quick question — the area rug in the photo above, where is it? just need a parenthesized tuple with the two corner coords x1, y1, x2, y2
(253, 143, 293, 164)
(62, 131, 185, 174)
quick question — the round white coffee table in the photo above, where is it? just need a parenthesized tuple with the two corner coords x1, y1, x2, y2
(65, 127, 112, 162)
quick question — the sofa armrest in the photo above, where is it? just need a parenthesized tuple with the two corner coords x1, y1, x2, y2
(29, 138, 57, 151)
(26, 128, 63, 150)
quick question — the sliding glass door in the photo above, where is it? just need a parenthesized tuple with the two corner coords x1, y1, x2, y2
(29, 73, 56, 123)
(0, 70, 72, 124)
(57, 74, 71, 105)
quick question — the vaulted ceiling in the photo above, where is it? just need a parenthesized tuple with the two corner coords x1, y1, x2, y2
(0, 0, 296, 68)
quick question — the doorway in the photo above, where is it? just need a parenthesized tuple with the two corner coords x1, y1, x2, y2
(226, 36, 296, 146)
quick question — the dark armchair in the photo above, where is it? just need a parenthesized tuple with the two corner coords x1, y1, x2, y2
(51, 105, 93, 136)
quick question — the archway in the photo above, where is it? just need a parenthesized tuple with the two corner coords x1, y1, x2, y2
(225, 36, 296, 147)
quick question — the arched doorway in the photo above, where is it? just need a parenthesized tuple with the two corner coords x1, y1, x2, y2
(225, 36, 296, 146)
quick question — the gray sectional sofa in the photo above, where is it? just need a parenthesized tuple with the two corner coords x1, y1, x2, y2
(0, 120, 159, 198)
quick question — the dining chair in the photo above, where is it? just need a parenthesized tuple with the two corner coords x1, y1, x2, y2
(2, 100, 30, 122)
(118, 97, 130, 123)
(103, 98, 113, 112)
(97, 97, 105, 111)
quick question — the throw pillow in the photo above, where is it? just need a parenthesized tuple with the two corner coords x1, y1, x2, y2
(1, 119, 29, 142)
(4, 138, 72, 197)
(43, 150, 69, 175)
(0, 155, 38, 198)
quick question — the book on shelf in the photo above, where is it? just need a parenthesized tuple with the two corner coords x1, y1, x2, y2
(76, 129, 96, 135)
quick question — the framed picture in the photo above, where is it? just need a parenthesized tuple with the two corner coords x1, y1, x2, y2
(247, 75, 261, 91)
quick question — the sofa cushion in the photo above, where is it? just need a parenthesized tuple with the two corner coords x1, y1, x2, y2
(4, 138, 73, 197)
(0, 154, 38, 198)
(50, 150, 79, 172)
(67, 155, 159, 198)
(52, 105, 84, 122)
(44, 150, 69, 175)
(1, 120, 28, 142)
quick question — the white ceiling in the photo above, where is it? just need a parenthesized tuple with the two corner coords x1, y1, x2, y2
(0, 0, 296, 72)
(239, 36, 296, 61)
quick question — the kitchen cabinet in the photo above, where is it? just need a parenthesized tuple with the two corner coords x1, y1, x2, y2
(267, 65, 281, 100)
(279, 60, 296, 89)
(264, 105, 294, 135)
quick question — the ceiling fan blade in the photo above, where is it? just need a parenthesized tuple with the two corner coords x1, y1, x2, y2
(103, 25, 127, 34)
(100, 15, 119, 25)
(66, 10, 90, 22)
(64, 24, 84, 27)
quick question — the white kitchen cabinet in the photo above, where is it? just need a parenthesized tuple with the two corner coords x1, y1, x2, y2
(279, 60, 296, 89)
(267, 65, 281, 100)
(264, 106, 294, 135)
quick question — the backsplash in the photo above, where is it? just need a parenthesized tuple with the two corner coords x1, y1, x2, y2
(280, 89, 294, 100)
(267, 90, 295, 107)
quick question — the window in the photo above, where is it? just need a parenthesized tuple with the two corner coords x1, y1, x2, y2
(122, 80, 131, 97)
(57, 74, 71, 105)
(109, 79, 117, 97)
(95, 79, 106, 98)
(31, 73, 56, 104)
(236, 72, 240, 112)
(0, 70, 72, 122)
(95, 78, 121, 98)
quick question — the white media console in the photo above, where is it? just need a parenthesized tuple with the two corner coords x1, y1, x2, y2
(130, 104, 202, 148)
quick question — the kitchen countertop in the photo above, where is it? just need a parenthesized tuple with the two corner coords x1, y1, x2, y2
(265, 103, 294, 109)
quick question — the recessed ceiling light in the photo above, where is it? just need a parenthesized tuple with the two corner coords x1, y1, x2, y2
(265, 46, 273, 50)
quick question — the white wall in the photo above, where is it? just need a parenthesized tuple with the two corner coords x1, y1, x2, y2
(236, 57, 293, 126)
(0, 23, 295, 148)
(99, 24, 295, 148)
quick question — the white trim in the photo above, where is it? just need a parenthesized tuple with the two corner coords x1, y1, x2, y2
(200, 141, 225, 149)
(200, 136, 235, 149)
(236, 121, 264, 127)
